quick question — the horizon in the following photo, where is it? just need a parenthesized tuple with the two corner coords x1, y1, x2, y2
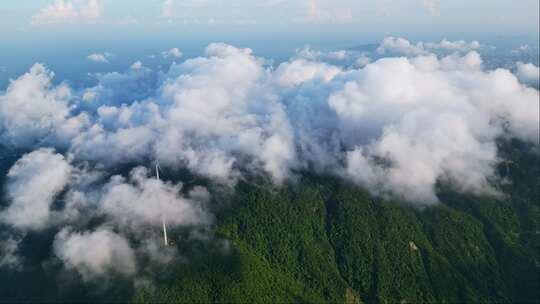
(1, 0, 539, 88)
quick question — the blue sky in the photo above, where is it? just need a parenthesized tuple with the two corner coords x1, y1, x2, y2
(0, 0, 538, 87)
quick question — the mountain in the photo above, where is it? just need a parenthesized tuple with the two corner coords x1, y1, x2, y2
(0, 139, 538, 304)
(134, 139, 539, 304)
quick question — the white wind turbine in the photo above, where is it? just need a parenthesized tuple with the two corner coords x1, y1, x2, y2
(155, 162, 168, 246)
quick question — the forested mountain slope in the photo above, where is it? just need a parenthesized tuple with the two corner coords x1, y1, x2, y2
(135, 139, 539, 304)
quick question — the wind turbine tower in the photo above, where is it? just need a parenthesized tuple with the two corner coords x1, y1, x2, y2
(156, 162, 168, 246)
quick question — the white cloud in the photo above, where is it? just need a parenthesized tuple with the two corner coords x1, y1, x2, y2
(378, 37, 482, 56)
(273, 46, 537, 203)
(439, 51, 482, 70)
(99, 167, 211, 228)
(87, 53, 109, 63)
(296, 46, 351, 61)
(156, 43, 295, 182)
(130, 61, 143, 70)
(0, 63, 88, 148)
(53, 228, 136, 281)
(516, 62, 540, 87)
(512, 44, 531, 53)
(425, 39, 481, 51)
(355, 53, 371, 68)
(325, 54, 538, 203)
(274, 58, 341, 87)
(69, 43, 296, 183)
(31, 0, 104, 25)
(82, 91, 97, 102)
(162, 48, 183, 59)
(0, 149, 72, 230)
(1, 39, 538, 205)
(377, 36, 426, 56)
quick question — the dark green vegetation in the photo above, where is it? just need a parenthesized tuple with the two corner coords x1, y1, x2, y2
(0, 139, 538, 303)
(136, 139, 540, 304)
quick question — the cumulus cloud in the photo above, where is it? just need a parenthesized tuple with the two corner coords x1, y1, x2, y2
(354, 53, 371, 68)
(285, 51, 537, 203)
(1, 39, 538, 206)
(87, 53, 110, 63)
(0, 63, 88, 148)
(326, 53, 537, 203)
(162, 48, 183, 59)
(516, 62, 540, 87)
(155, 43, 295, 182)
(274, 58, 341, 87)
(377, 37, 426, 56)
(425, 39, 481, 51)
(0, 149, 72, 230)
(296, 45, 351, 61)
(69, 43, 296, 183)
(130, 61, 143, 70)
(99, 167, 211, 228)
(0, 148, 212, 278)
(378, 37, 482, 56)
(53, 228, 136, 281)
(31, 0, 104, 25)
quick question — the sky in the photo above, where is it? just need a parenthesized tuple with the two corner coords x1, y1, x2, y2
(1, 0, 538, 33)
(0, 0, 538, 86)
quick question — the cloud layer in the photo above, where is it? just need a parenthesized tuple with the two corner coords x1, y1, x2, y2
(0, 37, 539, 280)
(1, 38, 538, 204)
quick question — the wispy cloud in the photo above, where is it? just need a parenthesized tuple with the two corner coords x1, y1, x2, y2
(422, 0, 439, 16)
(87, 52, 111, 63)
(30, 0, 104, 25)
(162, 48, 183, 59)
